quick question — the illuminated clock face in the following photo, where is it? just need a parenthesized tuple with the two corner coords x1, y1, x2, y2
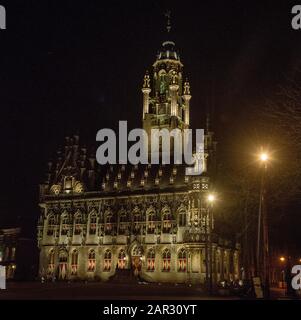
(50, 184, 61, 195)
(74, 182, 84, 194)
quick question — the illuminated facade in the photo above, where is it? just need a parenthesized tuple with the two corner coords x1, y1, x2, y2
(37, 31, 240, 284)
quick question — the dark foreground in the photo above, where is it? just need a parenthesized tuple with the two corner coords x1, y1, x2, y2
(0, 281, 298, 300)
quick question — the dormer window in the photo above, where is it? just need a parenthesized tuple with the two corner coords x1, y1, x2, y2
(158, 169, 163, 177)
(144, 170, 148, 178)
(134, 164, 138, 170)
(106, 173, 110, 180)
(102, 182, 106, 190)
(169, 176, 174, 184)
(113, 181, 118, 189)
(141, 179, 145, 187)
(121, 164, 125, 171)
(155, 177, 159, 185)
(127, 180, 131, 188)
(117, 172, 121, 180)
(172, 167, 177, 175)
(184, 176, 189, 183)
(130, 171, 135, 179)
(64, 176, 73, 193)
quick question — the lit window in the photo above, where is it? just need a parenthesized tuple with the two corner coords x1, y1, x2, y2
(104, 250, 112, 271)
(61, 215, 69, 235)
(147, 249, 155, 272)
(88, 250, 96, 272)
(117, 249, 126, 269)
(162, 210, 172, 233)
(47, 215, 56, 236)
(47, 249, 55, 276)
(147, 211, 156, 234)
(71, 250, 78, 275)
(74, 213, 82, 235)
(89, 213, 97, 235)
(178, 248, 187, 272)
(162, 248, 171, 272)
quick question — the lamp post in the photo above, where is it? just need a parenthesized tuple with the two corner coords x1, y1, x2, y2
(256, 152, 270, 299)
(207, 194, 215, 294)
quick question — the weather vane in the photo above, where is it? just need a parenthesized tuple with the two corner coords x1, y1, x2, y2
(165, 10, 171, 33)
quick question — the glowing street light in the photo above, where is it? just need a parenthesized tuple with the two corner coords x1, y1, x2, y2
(259, 153, 269, 162)
(207, 194, 215, 203)
(279, 256, 285, 262)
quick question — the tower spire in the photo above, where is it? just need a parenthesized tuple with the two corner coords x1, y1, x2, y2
(165, 10, 171, 33)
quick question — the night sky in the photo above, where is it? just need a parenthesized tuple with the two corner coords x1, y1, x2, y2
(0, 0, 300, 243)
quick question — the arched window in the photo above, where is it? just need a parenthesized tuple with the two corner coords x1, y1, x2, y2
(133, 209, 141, 234)
(104, 249, 112, 272)
(74, 212, 82, 235)
(105, 212, 114, 234)
(87, 249, 96, 272)
(61, 214, 69, 235)
(58, 250, 68, 280)
(147, 210, 156, 234)
(47, 215, 56, 236)
(71, 250, 78, 275)
(47, 249, 55, 275)
(178, 209, 186, 227)
(147, 248, 155, 272)
(118, 212, 127, 235)
(89, 212, 97, 235)
(117, 249, 126, 269)
(162, 248, 171, 272)
(177, 248, 187, 272)
(162, 209, 172, 233)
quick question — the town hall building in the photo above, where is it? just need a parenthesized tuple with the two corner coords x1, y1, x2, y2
(37, 24, 240, 285)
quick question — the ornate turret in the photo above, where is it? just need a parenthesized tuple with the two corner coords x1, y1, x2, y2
(142, 13, 191, 154)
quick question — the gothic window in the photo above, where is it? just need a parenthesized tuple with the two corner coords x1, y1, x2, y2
(87, 249, 96, 272)
(133, 209, 141, 234)
(178, 209, 186, 227)
(177, 248, 187, 272)
(118, 211, 127, 235)
(89, 212, 97, 235)
(105, 212, 114, 235)
(61, 214, 69, 235)
(71, 250, 78, 275)
(147, 248, 155, 272)
(104, 249, 112, 272)
(58, 251, 68, 280)
(147, 210, 156, 234)
(74, 212, 83, 235)
(64, 176, 73, 193)
(162, 248, 171, 272)
(47, 249, 55, 275)
(162, 209, 172, 233)
(47, 215, 55, 236)
(117, 249, 126, 269)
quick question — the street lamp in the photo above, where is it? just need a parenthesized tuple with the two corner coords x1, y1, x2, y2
(256, 150, 270, 299)
(207, 193, 215, 294)
(279, 256, 285, 263)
